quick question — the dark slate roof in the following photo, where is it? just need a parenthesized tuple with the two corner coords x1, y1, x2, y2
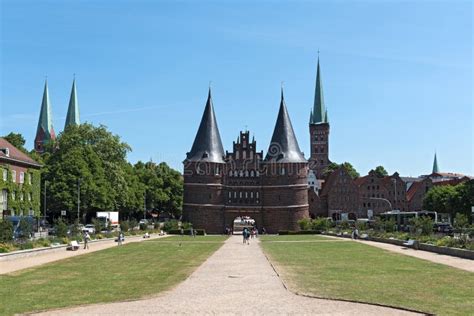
(265, 90, 306, 163)
(186, 89, 225, 163)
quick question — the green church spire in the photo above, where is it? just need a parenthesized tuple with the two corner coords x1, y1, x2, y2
(432, 152, 440, 173)
(65, 79, 80, 128)
(34, 80, 56, 152)
(311, 57, 326, 124)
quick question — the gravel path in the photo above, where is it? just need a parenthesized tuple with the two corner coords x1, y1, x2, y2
(1, 234, 167, 275)
(352, 239, 474, 272)
(34, 236, 419, 315)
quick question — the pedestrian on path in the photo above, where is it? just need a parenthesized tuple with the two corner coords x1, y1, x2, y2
(118, 232, 124, 245)
(83, 232, 90, 249)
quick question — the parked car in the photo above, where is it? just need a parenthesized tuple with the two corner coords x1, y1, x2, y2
(82, 224, 95, 234)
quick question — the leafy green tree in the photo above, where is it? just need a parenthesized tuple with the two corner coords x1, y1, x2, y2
(423, 185, 459, 216)
(134, 161, 183, 217)
(454, 213, 469, 229)
(42, 124, 144, 222)
(2, 132, 28, 153)
(0, 220, 14, 242)
(374, 166, 388, 177)
(410, 216, 433, 236)
(322, 162, 359, 179)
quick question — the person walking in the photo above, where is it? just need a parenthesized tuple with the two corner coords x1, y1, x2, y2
(118, 232, 124, 245)
(242, 228, 248, 244)
(83, 231, 90, 249)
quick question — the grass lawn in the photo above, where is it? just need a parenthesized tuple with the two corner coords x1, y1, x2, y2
(0, 236, 226, 316)
(261, 235, 474, 316)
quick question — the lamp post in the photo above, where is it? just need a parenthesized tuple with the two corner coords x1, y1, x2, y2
(77, 178, 81, 222)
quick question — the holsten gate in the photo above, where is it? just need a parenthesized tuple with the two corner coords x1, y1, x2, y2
(183, 89, 309, 234)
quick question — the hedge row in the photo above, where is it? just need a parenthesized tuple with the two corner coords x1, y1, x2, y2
(167, 229, 206, 236)
(278, 230, 322, 235)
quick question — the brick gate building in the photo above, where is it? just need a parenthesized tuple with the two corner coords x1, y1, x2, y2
(183, 89, 309, 234)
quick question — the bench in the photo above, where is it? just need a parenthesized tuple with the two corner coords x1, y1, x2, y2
(67, 240, 80, 251)
(403, 239, 419, 250)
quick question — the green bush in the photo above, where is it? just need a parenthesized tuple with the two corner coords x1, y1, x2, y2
(454, 213, 469, 230)
(35, 238, 51, 248)
(410, 216, 433, 236)
(163, 220, 179, 232)
(338, 220, 351, 230)
(129, 219, 138, 230)
(312, 217, 331, 231)
(139, 223, 147, 231)
(0, 220, 14, 242)
(120, 221, 130, 232)
(55, 218, 68, 238)
(18, 218, 33, 240)
(19, 241, 34, 250)
(70, 220, 81, 237)
(92, 218, 103, 233)
(0, 242, 15, 253)
(298, 218, 311, 230)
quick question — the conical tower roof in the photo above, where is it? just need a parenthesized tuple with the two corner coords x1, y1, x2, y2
(432, 152, 440, 173)
(186, 89, 225, 163)
(310, 57, 326, 124)
(35, 80, 56, 144)
(265, 89, 306, 163)
(65, 79, 80, 128)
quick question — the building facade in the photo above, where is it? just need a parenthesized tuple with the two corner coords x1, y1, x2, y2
(0, 138, 42, 218)
(183, 89, 309, 233)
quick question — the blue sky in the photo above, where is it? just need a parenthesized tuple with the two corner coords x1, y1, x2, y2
(1, 0, 472, 176)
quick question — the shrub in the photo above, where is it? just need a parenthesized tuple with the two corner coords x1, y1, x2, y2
(154, 222, 162, 229)
(454, 213, 469, 230)
(163, 220, 179, 232)
(338, 220, 351, 230)
(139, 223, 147, 231)
(70, 219, 81, 237)
(55, 218, 68, 238)
(120, 221, 130, 232)
(19, 241, 34, 250)
(312, 217, 331, 231)
(0, 220, 14, 242)
(18, 217, 33, 240)
(35, 238, 51, 248)
(129, 219, 138, 230)
(92, 218, 103, 233)
(0, 243, 15, 253)
(298, 218, 311, 230)
(410, 216, 433, 236)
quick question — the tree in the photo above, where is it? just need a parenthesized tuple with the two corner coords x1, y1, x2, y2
(374, 166, 388, 177)
(0, 220, 14, 242)
(3, 132, 28, 154)
(42, 124, 142, 222)
(322, 162, 359, 179)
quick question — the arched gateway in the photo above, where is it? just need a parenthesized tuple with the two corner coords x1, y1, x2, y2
(183, 89, 309, 234)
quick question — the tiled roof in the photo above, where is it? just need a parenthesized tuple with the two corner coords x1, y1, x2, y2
(0, 138, 41, 167)
(406, 181, 422, 202)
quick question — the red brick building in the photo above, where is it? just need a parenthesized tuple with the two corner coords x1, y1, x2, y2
(0, 138, 42, 218)
(183, 89, 309, 233)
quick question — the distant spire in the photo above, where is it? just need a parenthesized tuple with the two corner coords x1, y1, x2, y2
(265, 89, 306, 163)
(34, 80, 56, 153)
(311, 57, 326, 124)
(65, 78, 80, 128)
(432, 152, 440, 173)
(309, 109, 313, 124)
(324, 109, 329, 123)
(186, 88, 225, 163)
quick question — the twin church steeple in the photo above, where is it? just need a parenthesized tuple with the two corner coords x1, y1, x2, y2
(34, 79, 81, 153)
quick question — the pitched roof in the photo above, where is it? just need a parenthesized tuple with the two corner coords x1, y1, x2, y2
(186, 89, 225, 163)
(0, 138, 41, 167)
(35, 80, 56, 144)
(310, 58, 327, 124)
(432, 152, 439, 173)
(65, 79, 80, 128)
(353, 175, 369, 186)
(406, 181, 423, 202)
(265, 89, 306, 163)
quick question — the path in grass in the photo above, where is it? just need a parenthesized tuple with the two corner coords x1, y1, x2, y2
(0, 234, 168, 275)
(34, 235, 417, 315)
(261, 235, 474, 316)
(0, 236, 226, 316)
(354, 238, 474, 272)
